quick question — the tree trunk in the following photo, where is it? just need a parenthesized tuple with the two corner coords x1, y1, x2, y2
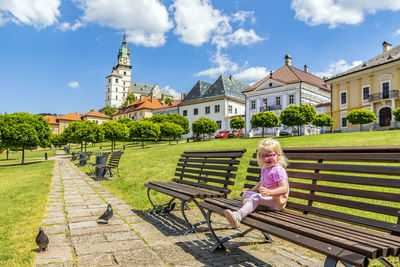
(262, 127, 265, 137)
(141, 139, 144, 148)
(298, 126, 301, 136)
(169, 137, 171, 145)
(6, 149, 9, 160)
(360, 124, 362, 132)
(22, 146, 25, 165)
(111, 141, 114, 151)
(81, 143, 83, 152)
(85, 142, 87, 152)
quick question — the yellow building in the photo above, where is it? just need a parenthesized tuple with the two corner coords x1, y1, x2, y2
(326, 42, 400, 132)
(111, 95, 164, 121)
(81, 110, 111, 124)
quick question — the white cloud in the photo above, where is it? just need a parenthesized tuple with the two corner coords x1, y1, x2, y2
(67, 81, 80, 88)
(233, 66, 268, 81)
(291, 0, 400, 28)
(73, 0, 173, 47)
(171, 0, 229, 46)
(227, 28, 263, 46)
(162, 86, 181, 99)
(0, 0, 61, 28)
(58, 20, 83, 31)
(195, 51, 239, 78)
(394, 29, 400, 36)
(231, 11, 254, 23)
(314, 59, 363, 79)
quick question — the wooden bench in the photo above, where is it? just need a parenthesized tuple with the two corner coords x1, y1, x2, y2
(144, 149, 246, 234)
(91, 151, 123, 178)
(199, 146, 400, 267)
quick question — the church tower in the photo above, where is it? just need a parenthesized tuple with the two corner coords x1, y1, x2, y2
(106, 33, 132, 108)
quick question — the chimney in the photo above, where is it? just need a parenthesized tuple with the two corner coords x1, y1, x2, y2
(150, 92, 154, 103)
(229, 74, 233, 80)
(304, 65, 309, 73)
(382, 41, 392, 53)
(161, 94, 165, 103)
(181, 93, 187, 100)
(139, 95, 143, 101)
(285, 54, 292, 66)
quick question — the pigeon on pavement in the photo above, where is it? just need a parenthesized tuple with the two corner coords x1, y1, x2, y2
(36, 227, 49, 252)
(98, 204, 113, 224)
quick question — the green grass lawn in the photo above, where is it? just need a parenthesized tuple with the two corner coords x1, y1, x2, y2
(0, 149, 57, 165)
(0, 161, 54, 266)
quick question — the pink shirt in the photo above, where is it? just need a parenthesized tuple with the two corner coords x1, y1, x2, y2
(260, 164, 288, 190)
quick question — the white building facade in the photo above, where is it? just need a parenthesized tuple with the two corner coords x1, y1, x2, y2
(179, 76, 248, 139)
(243, 55, 331, 136)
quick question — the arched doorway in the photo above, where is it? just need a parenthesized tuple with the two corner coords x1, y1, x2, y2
(379, 107, 391, 127)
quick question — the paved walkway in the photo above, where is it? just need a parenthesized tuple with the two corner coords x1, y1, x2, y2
(35, 152, 325, 266)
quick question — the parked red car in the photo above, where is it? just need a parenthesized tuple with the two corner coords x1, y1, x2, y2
(215, 130, 230, 138)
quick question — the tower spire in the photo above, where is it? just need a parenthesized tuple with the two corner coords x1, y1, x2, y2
(123, 31, 126, 43)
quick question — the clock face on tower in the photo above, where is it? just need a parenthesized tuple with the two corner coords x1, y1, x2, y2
(123, 59, 127, 64)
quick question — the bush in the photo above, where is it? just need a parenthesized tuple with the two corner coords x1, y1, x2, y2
(346, 109, 377, 131)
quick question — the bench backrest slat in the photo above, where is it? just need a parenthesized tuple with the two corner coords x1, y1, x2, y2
(174, 149, 246, 195)
(245, 146, 400, 234)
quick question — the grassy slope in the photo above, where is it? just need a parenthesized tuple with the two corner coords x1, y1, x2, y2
(0, 161, 54, 265)
(0, 149, 57, 165)
(92, 130, 400, 210)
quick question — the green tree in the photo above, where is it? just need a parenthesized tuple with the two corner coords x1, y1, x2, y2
(312, 114, 334, 133)
(51, 133, 68, 147)
(101, 121, 129, 151)
(164, 97, 174, 105)
(280, 104, 316, 135)
(126, 93, 137, 104)
(393, 107, 400, 122)
(158, 122, 184, 144)
(230, 117, 246, 131)
(79, 121, 104, 151)
(250, 112, 280, 137)
(117, 118, 132, 124)
(147, 114, 168, 123)
(346, 109, 377, 131)
(129, 120, 160, 148)
(192, 118, 218, 140)
(166, 114, 190, 134)
(63, 121, 83, 150)
(0, 112, 52, 164)
(101, 106, 117, 116)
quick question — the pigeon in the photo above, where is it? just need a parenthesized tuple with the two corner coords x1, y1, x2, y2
(36, 227, 49, 253)
(98, 204, 113, 224)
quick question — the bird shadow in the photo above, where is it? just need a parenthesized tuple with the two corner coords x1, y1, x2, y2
(96, 221, 108, 225)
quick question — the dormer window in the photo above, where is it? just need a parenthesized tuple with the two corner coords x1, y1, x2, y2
(116, 78, 119, 83)
(269, 83, 272, 87)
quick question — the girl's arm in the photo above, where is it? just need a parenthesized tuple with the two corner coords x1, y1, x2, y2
(259, 180, 288, 196)
(243, 181, 260, 192)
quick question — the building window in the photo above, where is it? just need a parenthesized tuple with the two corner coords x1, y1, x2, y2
(116, 87, 118, 92)
(124, 81, 126, 85)
(63, 123, 67, 128)
(140, 111, 143, 116)
(116, 95, 118, 100)
(235, 108, 237, 114)
(124, 72, 126, 75)
(363, 86, 370, 100)
(216, 120, 221, 129)
(251, 100, 256, 109)
(382, 82, 390, 98)
(215, 105, 220, 113)
(116, 78, 119, 83)
(52, 127, 55, 132)
(341, 92, 347, 105)
(108, 95, 110, 100)
(183, 110, 187, 116)
(205, 106, 210, 114)
(108, 78, 111, 83)
(263, 98, 267, 105)
(276, 96, 281, 106)
(228, 105, 232, 113)
(341, 117, 347, 128)
(194, 108, 198, 115)
(289, 94, 294, 104)
(108, 87, 110, 93)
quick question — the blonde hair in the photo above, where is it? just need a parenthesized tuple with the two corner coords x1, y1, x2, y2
(257, 138, 288, 168)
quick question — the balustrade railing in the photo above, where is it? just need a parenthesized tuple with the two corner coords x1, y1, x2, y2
(368, 90, 399, 102)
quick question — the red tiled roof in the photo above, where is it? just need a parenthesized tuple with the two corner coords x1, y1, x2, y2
(82, 110, 110, 119)
(58, 112, 82, 121)
(154, 99, 181, 110)
(112, 96, 164, 116)
(43, 115, 58, 124)
(243, 64, 331, 93)
(315, 102, 331, 108)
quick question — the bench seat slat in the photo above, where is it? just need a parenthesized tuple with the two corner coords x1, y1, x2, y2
(287, 162, 400, 176)
(172, 178, 230, 194)
(286, 202, 400, 235)
(175, 167, 236, 178)
(182, 149, 247, 154)
(164, 182, 225, 197)
(290, 191, 399, 216)
(283, 146, 400, 153)
(290, 181, 400, 202)
(177, 162, 238, 171)
(285, 153, 400, 162)
(174, 173, 234, 185)
(199, 200, 368, 267)
(286, 171, 400, 188)
(144, 183, 192, 202)
(181, 152, 244, 158)
(179, 158, 240, 165)
(148, 181, 223, 198)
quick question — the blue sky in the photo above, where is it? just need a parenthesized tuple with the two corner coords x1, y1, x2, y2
(1, 0, 400, 114)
